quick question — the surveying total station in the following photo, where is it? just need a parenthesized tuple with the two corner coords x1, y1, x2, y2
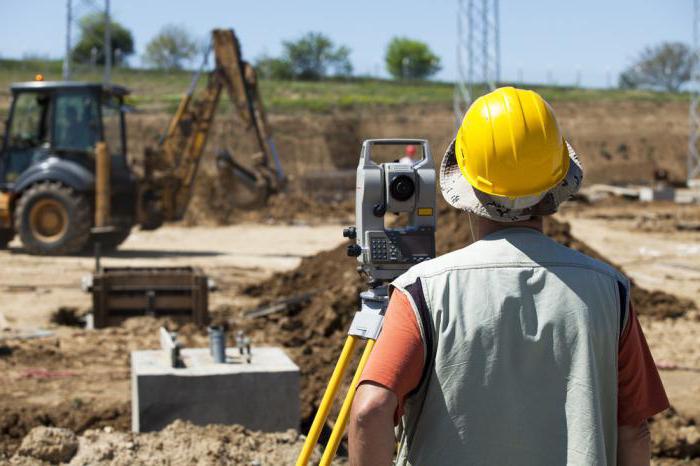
(296, 139, 436, 465)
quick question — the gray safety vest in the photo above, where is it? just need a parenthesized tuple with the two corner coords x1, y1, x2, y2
(391, 227, 629, 466)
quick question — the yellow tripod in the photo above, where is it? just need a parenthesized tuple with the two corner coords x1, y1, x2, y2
(296, 285, 388, 466)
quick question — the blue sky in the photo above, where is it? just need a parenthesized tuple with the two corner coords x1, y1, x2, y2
(0, 0, 690, 87)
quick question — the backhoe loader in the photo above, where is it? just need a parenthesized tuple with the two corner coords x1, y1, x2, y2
(0, 29, 284, 255)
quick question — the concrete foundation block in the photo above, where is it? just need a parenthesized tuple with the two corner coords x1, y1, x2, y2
(131, 347, 300, 433)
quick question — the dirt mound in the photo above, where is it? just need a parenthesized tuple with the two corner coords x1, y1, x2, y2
(13, 426, 78, 464)
(184, 171, 354, 226)
(242, 246, 362, 422)
(10, 420, 341, 466)
(0, 401, 129, 458)
(8, 412, 697, 465)
(651, 408, 700, 459)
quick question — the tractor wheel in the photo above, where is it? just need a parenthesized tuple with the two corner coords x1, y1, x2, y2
(15, 182, 92, 255)
(0, 229, 14, 249)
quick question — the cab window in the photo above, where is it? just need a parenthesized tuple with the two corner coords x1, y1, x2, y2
(7, 91, 50, 149)
(53, 92, 100, 151)
(2, 91, 51, 183)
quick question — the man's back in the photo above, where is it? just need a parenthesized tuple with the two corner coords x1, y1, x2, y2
(349, 88, 668, 466)
(392, 228, 625, 465)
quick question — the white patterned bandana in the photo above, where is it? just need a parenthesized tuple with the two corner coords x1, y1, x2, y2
(440, 139, 583, 222)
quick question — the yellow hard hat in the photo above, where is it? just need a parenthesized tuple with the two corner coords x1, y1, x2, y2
(455, 87, 569, 199)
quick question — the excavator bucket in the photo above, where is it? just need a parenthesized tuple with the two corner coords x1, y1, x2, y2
(215, 150, 272, 209)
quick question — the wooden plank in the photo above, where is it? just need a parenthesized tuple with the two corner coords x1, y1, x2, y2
(192, 275, 209, 326)
(103, 274, 195, 288)
(106, 295, 193, 311)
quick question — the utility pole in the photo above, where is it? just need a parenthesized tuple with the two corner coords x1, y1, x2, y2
(63, 0, 72, 80)
(689, 0, 700, 186)
(454, 0, 500, 125)
(494, 0, 500, 84)
(103, 0, 112, 85)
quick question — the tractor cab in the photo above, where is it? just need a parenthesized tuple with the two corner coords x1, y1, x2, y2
(0, 81, 137, 254)
(1, 81, 128, 187)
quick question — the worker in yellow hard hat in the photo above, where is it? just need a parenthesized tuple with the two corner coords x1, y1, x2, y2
(349, 87, 669, 466)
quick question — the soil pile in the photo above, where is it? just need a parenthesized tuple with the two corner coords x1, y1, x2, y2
(8, 413, 697, 465)
(0, 400, 129, 460)
(183, 171, 354, 226)
(9, 421, 344, 466)
(12, 426, 78, 464)
(242, 246, 363, 422)
(651, 408, 700, 460)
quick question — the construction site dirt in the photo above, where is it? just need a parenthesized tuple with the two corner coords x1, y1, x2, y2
(2, 197, 699, 464)
(1, 100, 699, 464)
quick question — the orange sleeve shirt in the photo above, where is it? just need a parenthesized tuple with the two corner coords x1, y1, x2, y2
(359, 290, 669, 426)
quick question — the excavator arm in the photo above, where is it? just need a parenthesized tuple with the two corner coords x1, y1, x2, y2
(138, 29, 284, 228)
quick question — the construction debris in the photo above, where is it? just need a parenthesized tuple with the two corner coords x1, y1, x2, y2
(244, 292, 316, 319)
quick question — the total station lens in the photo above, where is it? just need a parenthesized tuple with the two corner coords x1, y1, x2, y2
(390, 175, 415, 201)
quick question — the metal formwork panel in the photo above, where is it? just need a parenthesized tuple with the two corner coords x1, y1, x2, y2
(89, 267, 210, 328)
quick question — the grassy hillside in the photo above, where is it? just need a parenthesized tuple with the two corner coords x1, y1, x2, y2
(0, 58, 688, 116)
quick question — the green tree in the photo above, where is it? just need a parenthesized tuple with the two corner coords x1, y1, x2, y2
(281, 32, 352, 80)
(71, 13, 134, 66)
(254, 55, 294, 80)
(143, 24, 198, 70)
(385, 37, 441, 80)
(618, 42, 692, 92)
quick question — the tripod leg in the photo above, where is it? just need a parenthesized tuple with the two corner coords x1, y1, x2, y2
(296, 335, 359, 466)
(319, 338, 377, 466)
